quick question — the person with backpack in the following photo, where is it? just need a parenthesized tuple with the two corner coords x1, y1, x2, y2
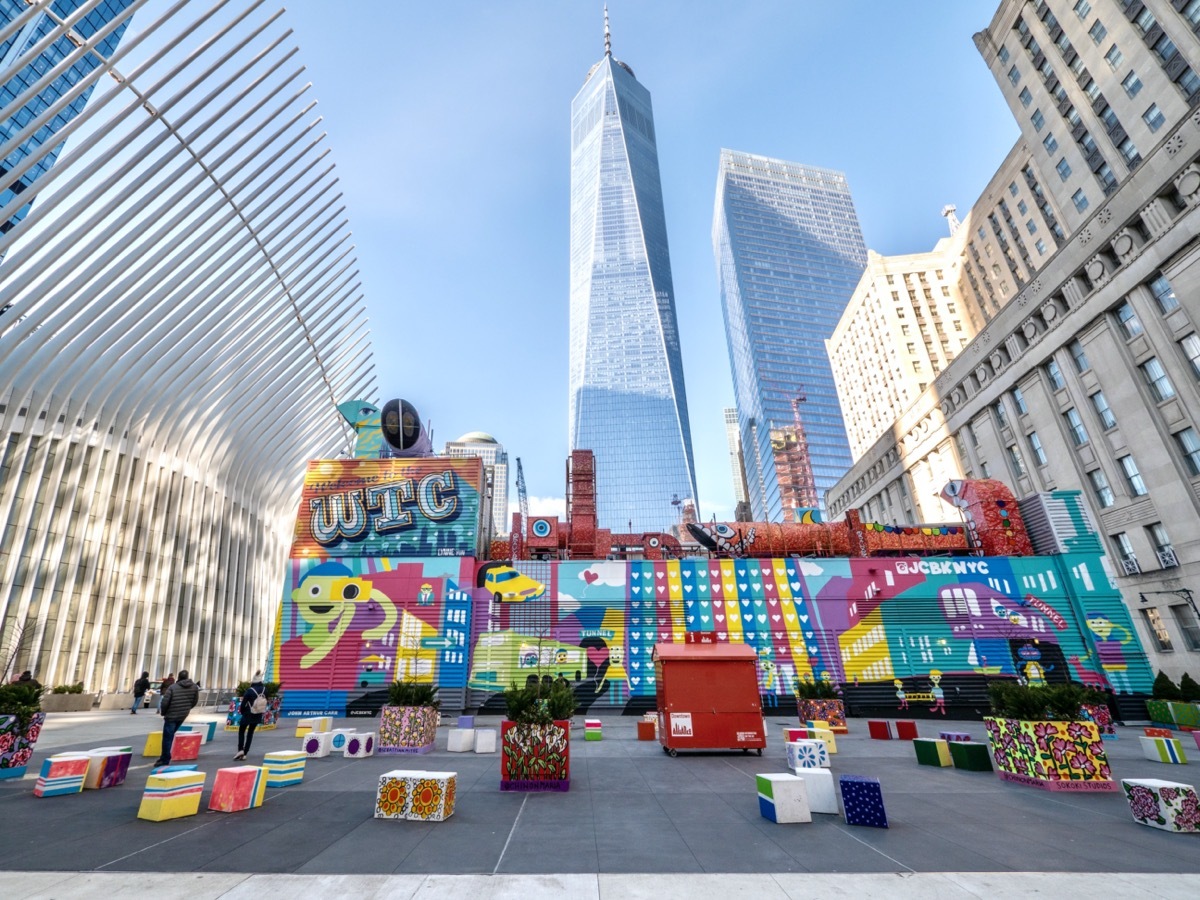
(234, 671, 268, 760)
(131, 670, 151, 714)
(153, 669, 199, 767)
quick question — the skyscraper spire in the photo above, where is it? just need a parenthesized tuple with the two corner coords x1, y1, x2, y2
(604, 5, 611, 57)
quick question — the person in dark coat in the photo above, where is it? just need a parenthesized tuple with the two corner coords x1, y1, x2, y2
(131, 670, 151, 714)
(234, 671, 267, 760)
(154, 669, 199, 767)
(157, 673, 175, 711)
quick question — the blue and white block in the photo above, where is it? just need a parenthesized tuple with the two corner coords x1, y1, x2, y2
(787, 739, 829, 770)
(839, 775, 888, 828)
(328, 729, 357, 752)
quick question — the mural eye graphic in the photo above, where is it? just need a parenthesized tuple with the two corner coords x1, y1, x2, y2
(308, 584, 322, 597)
(342, 583, 360, 601)
(714, 524, 734, 538)
(532, 519, 551, 538)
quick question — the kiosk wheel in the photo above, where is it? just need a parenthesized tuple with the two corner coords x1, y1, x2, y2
(668, 748, 678, 758)
(756, 748, 763, 757)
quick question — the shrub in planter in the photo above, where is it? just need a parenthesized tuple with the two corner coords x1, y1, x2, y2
(1180, 673, 1200, 703)
(224, 681, 284, 731)
(1153, 671, 1183, 701)
(0, 682, 45, 781)
(984, 681, 1115, 792)
(500, 678, 575, 792)
(378, 681, 439, 755)
(795, 679, 846, 730)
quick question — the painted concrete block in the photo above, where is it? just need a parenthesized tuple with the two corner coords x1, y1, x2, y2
(637, 721, 656, 741)
(786, 739, 829, 770)
(805, 720, 829, 732)
(263, 751, 306, 787)
(584, 730, 603, 741)
(474, 728, 497, 754)
(1193, 731, 1200, 752)
(344, 732, 376, 758)
(1141, 735, 1189, 765)
(142, 732, 161, 758)
(949, 741, 993, 772)
(303, 731, 333, 758)
(83, 747, 133, 790)
(208, 765, 266, 813)
(757, 773, 812, 824)
(1146, 699, 1175, 725)
(178, 721, 216, 743)
(447, 728, 475, 752)
(812, 728, 837, 754)
(295, 716, 331, 738)
(782, 726, 809, 744)
(375, 769, 457, 821)
(913, 737, 952, 767)
(328, 728, 357, 752)
(896, 720, 919, 740)
(457, 716, 475, 729)
(1122, 778, 1200, 833)
(177, 724, 208, 744)
(940, 731, 972, 742)
(793, 767, 837, 815)
(171, 732, 202, 761)
(839, 775, 888, 828)
(1168, 702, 1200, 731)
(34, 754, 90, 797)
(1145, 727, 1176, 739)
(867, 720, 894, 740)
(151, 764, 198, 775)
(137, 770, 206, 821)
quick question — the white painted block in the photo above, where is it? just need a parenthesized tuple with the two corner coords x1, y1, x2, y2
(474, 728, 497, 754)
(447, 728, 476, 752)
(794, 767, 837, 815)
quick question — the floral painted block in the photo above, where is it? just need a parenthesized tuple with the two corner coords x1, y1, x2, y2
(225, 696, 281, 731)
(34, 754, 90, 797)
(83, 747, 133, 789)
(0, 712, 44, 781)
(984, 717, 1115, 792)
(208, 766, 266, 813)
(138, 770, 206, 821)
(1122, 779, 1200, 833)
(839, 775, 888, 828)
(171, 732, 202, 761)
(263, 751, 306, 787)
(1079, 704, 1116, 739)
(786, 739, 829, 770)
(1140, 735, 1188, 765)
(378, 706, 438, 755)
(374, 769, 457, 821)
(302, 731, 332, 758)
(344, 732, 376, 758)
(799, 700, 846, 731)
(501, 720, 570, 791)
(757, 773, 811, 824)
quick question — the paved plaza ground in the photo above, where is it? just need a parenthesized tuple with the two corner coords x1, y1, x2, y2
(3, 709, 1199, 897)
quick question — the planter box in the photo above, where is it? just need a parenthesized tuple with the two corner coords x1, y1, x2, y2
(984, 717, 1116, 792)
(1167, 702, 1200, 731)
(378, 705, 438, 755)
(1146, 699, 1175, 726)
(41, 693, 96, 712)
(1079, 704, 1116, 739)
(224, 695, 283, 731)
(500, 720, 570, 791)
(798, 699, 846, 732)
(0, 712, 46, 780)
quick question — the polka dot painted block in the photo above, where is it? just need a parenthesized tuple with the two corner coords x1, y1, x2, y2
(303, 731, 333, 758)
(812, 728, 837, 754)
(263, 750, 306, 786)
(1121, 778, 1200, 833)
(839, 775, 888, 828)
(756, 773, 811, 824)
(344, 732, 376, 758)
(793, 767, 837, 815)
(786, 739, 829, 770)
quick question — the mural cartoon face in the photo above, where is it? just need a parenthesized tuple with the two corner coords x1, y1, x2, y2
(608, 645, 623, 667)
(293, 562, 396, 668)
(417, 583, 435, 606)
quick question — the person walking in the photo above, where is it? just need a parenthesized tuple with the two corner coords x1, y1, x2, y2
(153, 669, 199, 767)
(131, 670, 151, 714)
(158, 673, 175, 711)
(234, 671, 267, 760)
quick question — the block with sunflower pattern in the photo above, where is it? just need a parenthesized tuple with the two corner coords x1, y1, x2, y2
(375, 769, 457, 822)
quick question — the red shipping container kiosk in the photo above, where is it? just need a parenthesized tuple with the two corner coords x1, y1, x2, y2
(653, 637, 767, 757)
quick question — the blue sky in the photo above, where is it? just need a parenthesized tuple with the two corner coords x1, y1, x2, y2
(276, 1, 1017, 523)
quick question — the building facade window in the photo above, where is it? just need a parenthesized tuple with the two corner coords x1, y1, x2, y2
(994, 400, 1009, 428)
(1122, 71, 1143, 97)
(1141, 607, 1174, 652)
(1008, 445, 1027, 476)
(1073, 0, 1090, 19)
(1008, 65, 1021, 85)
(1012, 386, 1027, 414)
(1089, 468, 1115, 507)
(1043, 132, 1058, 154)
(1113, 531, 1139, 574)
(1141, 357, 1176, 401)
(1143, 103, 1165, 133)
(1181, 333, 1200, 379)
(1117, 137, 1141, 167)
(1088, 20, 1107, 43)
(1097, 163, 1118, 193)
(1104, 44, 1123, 69)
(1119, 455, 1148, 496)
(1149, 274, 1177, 313)
(1065, 408, 1089, 446)
(1090, 391, 1117, 430)
(1170, 604, 1200, 651)
(1068, 339, 1089, 372)
(1035, 238, 1047, 255)
(1046, 359, 1066, 390)
(1175, 427, 1200, 477)
(1009, 181, 1019, 196)
(1027, 431, 1047, 466)
(1072, 187, 1088, 209)
(1057, 158, 1073, 180)
(1148, 522, 1177, 569)
(1019, 86, 1032, 106)
(1115, 300, 1143, 338)
(1018, 199, 1028, 215)
(999, 44, 1010, 63)
(1031, 109, 1045, 131)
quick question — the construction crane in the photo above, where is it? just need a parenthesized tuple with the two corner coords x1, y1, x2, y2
(789, 390, 819, 511)
(515, 457, 529, 542)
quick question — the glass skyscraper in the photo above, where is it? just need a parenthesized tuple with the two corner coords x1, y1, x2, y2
(713, 150, 867, 522)
(0, 0, 134, 238)
(568, 24, 697, 533)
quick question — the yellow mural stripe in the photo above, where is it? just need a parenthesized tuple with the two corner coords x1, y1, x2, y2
(773, 559, 812, 681)
(667, 559, 685, 639)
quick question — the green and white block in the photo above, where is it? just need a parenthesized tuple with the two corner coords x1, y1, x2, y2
(757, 773, 811, 824)
(1141, 735, 1189, 764)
